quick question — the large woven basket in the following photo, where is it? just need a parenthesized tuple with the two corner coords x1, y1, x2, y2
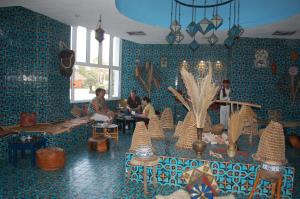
(239, 105, 258, 136)
(148, 115, 165, 140)
(253, 121, 287, 165)
(173, 121, 183, 139)
(160, 108, 174, 130)
(176, 111, 197, 149)
(129, 121, 153, 152)
(36, 147, 65, 171)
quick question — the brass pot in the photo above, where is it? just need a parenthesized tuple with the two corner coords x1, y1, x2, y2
(192, 128, 207, 155)
(227, 143, 237, 158)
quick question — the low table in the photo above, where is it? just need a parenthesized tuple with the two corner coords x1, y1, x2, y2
(8, 135, 47, 167)
(92, 123, 119, 144)
(128, 156, 159, 195)
(116, 114, 150, 134)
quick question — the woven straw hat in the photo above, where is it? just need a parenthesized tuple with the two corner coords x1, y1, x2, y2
(173, 121, 183, 139)
(129, 121, 153, 152)
(253, 121, 287, 165)
(176, 111, 197, 149)
(148, 115, 165, 140)
(161, 108, 174, 130)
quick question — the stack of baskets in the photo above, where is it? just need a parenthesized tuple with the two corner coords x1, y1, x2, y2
(160, 108, 174, 130)
(253, 121, 287, 165)
(176, 111, 197, 149)
(239, 105, 258, 136)
(148, 115, 165, 140)
(173, 121, 183, 139)
(129, 121, 153, 152)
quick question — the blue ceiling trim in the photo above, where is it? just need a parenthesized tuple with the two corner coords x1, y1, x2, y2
(115, 0, 300, 30)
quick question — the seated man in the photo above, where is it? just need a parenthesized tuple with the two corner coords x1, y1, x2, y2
(127, 90, 142, 114)
(142, 96, 156, 118)
(88, 88, 114, 121)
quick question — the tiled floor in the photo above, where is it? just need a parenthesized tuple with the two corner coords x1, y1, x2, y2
(0, 131, 299, 199)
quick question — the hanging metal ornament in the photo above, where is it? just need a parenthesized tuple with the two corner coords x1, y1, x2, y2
(224, 36, 235, 49)
(166, 31, 176, 44)
(170, 20, 181, 33)
(235, 0, 244, 39)
(210, 2, 223, 30)
(175, 31, 184, 43)
(189, 39, 200, 51)
(228, 0, 243, 40)
(198, 0, 213, 35)
(208, 31, 218, 45)
(186, 2, 198, 37)
(95, 15, 105, 43)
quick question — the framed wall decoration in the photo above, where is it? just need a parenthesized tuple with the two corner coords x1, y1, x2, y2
(161, 56, 167, 67)
(254, 49, 269, 68)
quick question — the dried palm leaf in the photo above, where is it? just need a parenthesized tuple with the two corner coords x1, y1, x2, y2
(180, 63, 219, 128)
(168, 86, 191, 111)
(228, 111, 242, 144)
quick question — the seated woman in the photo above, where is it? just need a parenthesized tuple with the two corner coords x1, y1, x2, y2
(142, 96, 156, 118)
(88, 88, 114, 121)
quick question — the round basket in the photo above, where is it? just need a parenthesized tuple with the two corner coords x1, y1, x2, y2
(211, 124, 224, 135)
(36, 147, 65, 171)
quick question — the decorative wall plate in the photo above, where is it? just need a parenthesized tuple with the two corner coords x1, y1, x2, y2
(254, 49, 269, 68)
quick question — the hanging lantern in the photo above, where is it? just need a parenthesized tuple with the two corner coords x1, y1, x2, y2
(95, 16, 105, 43)
(186, 21, 198, 38)
(208, 32, 218, 46)
(175, 31, 184, 43)
(198, 18, 213, 35)
(210, 14, 223, 30)
(170, 20, 181, 33)
(189, 39, 200, 51)
(224, 36, 235, 49)
(166, 31, 176, 44)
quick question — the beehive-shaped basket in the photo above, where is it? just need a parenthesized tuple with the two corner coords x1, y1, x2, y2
(148, 115, 165, 140)
(161, 108, 174, 130)
(204, 114, 212, 133)
(239, 105, 258, 136)
(253, 121, 287, 165)
(176, 111, 197, 149)
(129, 121, 153, 152)
(173, 121, 183, 139)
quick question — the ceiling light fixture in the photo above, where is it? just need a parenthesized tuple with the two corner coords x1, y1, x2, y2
(166, 0, 243, 50)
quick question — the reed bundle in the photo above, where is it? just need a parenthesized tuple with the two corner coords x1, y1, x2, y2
(168, 86, 191, 111)
(180, 63, 219, 128)
(228, 111, 242, 144)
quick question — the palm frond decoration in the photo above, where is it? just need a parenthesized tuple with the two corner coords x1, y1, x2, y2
(180, 62, 219, 128)
(228, 111, 243, 144)
(168, 86, 191, 111)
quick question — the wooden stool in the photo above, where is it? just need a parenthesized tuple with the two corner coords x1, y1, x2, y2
(88, 136, 109, 152)
(248, 169, 283, 199)
(127, 156, 159, 195)
(92, 124, 119, 144)
(36, 147, 65, 171)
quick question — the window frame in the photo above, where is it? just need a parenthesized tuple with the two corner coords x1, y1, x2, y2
(70, 26, 122, 103)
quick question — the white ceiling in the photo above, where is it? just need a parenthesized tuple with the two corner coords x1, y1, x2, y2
(1, 0, 300, 44)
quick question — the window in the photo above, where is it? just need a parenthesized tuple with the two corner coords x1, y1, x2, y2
(70, 26, 122, 102)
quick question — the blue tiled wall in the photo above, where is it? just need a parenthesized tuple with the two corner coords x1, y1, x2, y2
(0, 6, 71, 125)
(121, 38, 300, 124)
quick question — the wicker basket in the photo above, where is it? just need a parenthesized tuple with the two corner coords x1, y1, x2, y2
(129, 121, 153, 152)
(36, 147, 65, 171)
(148, 115, 165, 140)
(160, 108, 174, 130)
(253, 121, 287, 165)
(176, 111, 197, 149)
(173, 121, 183, 139)
(211, 124, 225, 135)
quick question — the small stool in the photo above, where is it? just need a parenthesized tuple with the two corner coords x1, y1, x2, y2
(88, 136, 109, 152)
(36, 147, 65, 171)
(248, 169, 283, 199)
(127, 156, 159, 195)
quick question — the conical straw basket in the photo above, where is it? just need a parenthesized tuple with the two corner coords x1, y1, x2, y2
(161, 108, 174, 130)
(176, 111, 197, 149)
(129, 121, 153, 152)
(148, 115, 165, 140)
(253, 121, 287, 165)
(239, 105, 258, 136)
(173, 121, 183, 139)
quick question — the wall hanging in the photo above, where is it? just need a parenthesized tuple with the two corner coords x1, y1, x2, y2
(254, 49, 269, 68)
(58, 41, 75, 77)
